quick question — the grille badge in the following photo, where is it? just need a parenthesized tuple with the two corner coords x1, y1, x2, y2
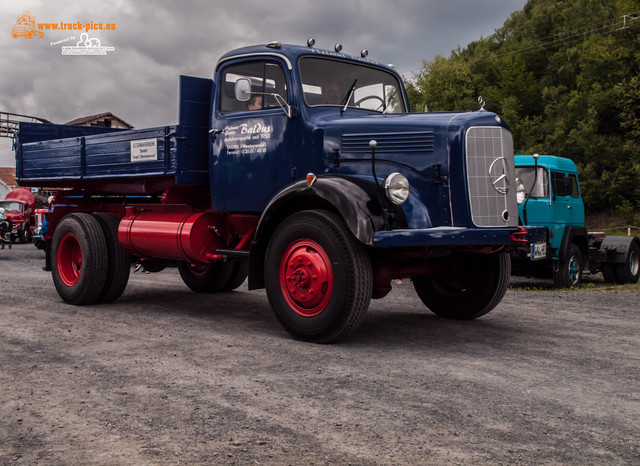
(488, 157, 510, 194)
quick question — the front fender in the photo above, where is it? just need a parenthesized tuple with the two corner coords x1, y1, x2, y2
(248, 175, 405, 290)
(557, 226, 588, 262)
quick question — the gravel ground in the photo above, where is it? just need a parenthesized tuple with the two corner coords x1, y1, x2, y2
(1, 243, 639, 464)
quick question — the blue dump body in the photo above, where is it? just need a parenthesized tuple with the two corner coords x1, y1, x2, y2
(16, 76, 212, 186)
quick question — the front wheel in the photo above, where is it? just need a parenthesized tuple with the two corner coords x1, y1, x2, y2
(265, 210, 372, 343)
(51, 213, 108, 305)
(413, 251, 511, 320)
(553, 244, 583, 288)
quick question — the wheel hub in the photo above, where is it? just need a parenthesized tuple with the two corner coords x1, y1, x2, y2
(58, 232, 82, 286)
(280, 240, 333, 316)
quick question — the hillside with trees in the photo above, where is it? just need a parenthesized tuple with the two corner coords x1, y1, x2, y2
(406, 0, 640, 215)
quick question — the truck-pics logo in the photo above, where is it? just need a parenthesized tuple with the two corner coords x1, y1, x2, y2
(11, 10, 116, 40)
(11, 11, 43, 39)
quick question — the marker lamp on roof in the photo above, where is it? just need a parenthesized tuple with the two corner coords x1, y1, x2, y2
(383, 173, 410, 205)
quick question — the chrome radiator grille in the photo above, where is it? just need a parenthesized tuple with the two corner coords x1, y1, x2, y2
(465, 127, 517, 227)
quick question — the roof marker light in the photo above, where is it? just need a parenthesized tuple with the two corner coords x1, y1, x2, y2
(361, 49, 368, 58)
(266, 41, 281, 49)
(334, 43, 342, 52)
(307, 38, 316, 47)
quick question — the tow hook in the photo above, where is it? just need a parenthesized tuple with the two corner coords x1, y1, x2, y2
(510, 226, 528, 245)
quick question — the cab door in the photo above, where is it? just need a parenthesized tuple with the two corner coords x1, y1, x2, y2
(551, 170, 584, 227)
(211, 59, 294, 212)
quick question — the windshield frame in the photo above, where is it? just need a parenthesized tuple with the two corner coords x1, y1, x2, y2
(298, 56, 407, 114)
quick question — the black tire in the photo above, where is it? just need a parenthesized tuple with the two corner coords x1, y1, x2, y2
(19, 226, 31, 243)
(601, 263, 618, 284)
(51, 213, 108, 305)
(222, 261, 248, 291)
(413, 251, 511, 320)
(93, 213, 131, 303)
(615, 241, 640, 284)
(264, 210, 372, 343)
(177, 260, 234, 293)
(553, 244, 583, 288)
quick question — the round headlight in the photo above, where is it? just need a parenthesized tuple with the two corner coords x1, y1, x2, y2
(516, 178, 525, 204)
(383, 173, 410, 205)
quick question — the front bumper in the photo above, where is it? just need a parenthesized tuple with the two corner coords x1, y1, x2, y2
(373, 226, 547, 248)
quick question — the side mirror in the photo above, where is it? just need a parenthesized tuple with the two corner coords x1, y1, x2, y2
(234, 79, 251, 102)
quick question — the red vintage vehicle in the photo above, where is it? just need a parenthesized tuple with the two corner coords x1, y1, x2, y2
(0, 187, 36, 243)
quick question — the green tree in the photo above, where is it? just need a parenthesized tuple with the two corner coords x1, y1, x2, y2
(407, 0, 640, 213)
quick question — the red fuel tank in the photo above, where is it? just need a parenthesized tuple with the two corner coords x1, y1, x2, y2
(118, 210, 225, 263)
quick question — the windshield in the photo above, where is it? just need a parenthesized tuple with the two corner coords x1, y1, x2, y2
(299, 57, 405, 113)
(0, 201, 24, 213)
(516, 167, 549, 198)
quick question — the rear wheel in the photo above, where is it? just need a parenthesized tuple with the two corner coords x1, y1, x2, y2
(264, 210, 372, 343)
(601, 263, 617, 283)
(178, 260, 234, 293)
(553, 244, 583, 288)
(93, 213, 131, 303)
(413, 251, 510, 320)
(222, 261, 248, 291)
(614, 241, 640, 284)
(51, 213, 108, 305)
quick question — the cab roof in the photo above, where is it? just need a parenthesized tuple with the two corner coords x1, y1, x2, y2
(514, 154, 578, 173)
(216, 42, 398, 75)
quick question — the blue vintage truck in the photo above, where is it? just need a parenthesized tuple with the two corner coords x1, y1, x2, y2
(15, 41, 541, 342)
(512, 154, 639, 287)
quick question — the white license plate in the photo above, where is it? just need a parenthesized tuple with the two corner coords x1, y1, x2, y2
(530, 242, 547, 260)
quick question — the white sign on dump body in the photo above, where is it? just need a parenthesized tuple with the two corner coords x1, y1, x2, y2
(130, 139, 157, 162)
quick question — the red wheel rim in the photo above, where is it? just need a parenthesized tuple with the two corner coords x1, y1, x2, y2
(57, 232, 83, 286)
(279, 239, 334, 317)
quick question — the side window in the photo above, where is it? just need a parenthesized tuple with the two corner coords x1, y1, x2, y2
(219, 61, 287, 114)
(569, 174, 580, 197)
(551, 171, 574, 197)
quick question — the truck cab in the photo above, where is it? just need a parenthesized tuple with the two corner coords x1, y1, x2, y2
(514, 154, 639, 287)
(515, 155, 584, 257)
(0, 187, 36, 243)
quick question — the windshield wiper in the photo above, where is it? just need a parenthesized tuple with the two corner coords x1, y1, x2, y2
(341, 79, 358, 112)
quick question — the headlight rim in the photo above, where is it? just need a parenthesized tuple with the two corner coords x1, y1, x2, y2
(383, 172, 410, 205)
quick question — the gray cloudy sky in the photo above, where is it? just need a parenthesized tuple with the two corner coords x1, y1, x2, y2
(0, 0, 526, 167)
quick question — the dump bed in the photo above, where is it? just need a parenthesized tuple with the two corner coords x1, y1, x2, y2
(16, 76, 213, 187)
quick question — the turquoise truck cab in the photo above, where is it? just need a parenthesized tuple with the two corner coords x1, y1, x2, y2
(513, 154, 639, 287)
